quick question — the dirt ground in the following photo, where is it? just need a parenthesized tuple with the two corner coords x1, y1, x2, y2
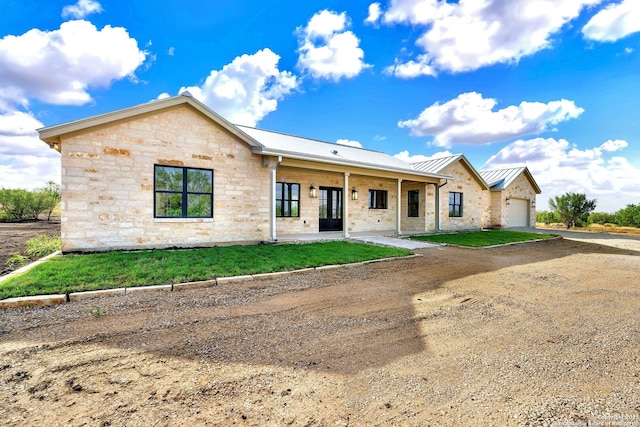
(0, 222, 61, 276)
(1, 231, 639, 426)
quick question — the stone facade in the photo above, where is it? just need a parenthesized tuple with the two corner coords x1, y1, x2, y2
(59, 105, 270, 252)
(437, 161, 486, 231)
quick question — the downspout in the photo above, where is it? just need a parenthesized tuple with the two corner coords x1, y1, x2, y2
(270, 156, 282, 242)
(436, 179, 448, 232)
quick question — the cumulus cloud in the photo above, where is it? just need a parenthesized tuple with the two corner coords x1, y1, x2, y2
(378, 0, 600, 76)
(398, 92, 584, 148)
(336, 138, 363, 148)
(365, 3, 382, 24)
(483, 137, 640, 212)
(178, 48, 298, 126)
(0, 110, 60, 190)
(296, 10, 370, 81)
(62, 0, 103, 19)
(394, 149, 455, 163)
(0, 20, 146, 108)
(582, 0, 640, 42)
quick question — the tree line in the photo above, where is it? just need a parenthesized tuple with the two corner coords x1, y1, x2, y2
(0, 181, 61, 221)
(537, 192, 640, 228)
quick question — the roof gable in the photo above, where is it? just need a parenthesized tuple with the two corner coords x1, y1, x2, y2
(412, 154, 489, 190)
(480, 167, 542, 194)
(38, 93, 262, 151)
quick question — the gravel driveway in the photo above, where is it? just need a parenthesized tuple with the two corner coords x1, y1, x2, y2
(1, 236, 639, 426)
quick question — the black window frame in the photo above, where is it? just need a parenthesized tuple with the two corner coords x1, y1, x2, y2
(408, 190, 419, 217)
(276, 182, 300, 218)
(154, 165, 213, 219)
(449, 192, 463, 218)
(368, 189, 388, 209)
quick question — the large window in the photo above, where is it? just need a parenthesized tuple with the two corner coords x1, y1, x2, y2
(408, 190, 419, 217)
(154, 165, 213, 218)
(369, 189, 388, 209)
(449, 192, 463, 217)
(276, 182, 300, 217)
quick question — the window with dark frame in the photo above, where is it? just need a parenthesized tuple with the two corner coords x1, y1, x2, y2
(408, 190, 419, 217)
(449, 192, 463, 217)
(276, 182, 300, 217)
(154, 165, 213, 218)
(368, 189, 388, 209)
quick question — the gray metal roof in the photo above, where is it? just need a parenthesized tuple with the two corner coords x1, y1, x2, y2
(237, 125, 449, 179)
(480, 167, 541, 193)
(411, 155, 464, 174)
(412, 154, 489, 189)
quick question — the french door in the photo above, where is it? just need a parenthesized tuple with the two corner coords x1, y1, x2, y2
(319, 187, 343, 231)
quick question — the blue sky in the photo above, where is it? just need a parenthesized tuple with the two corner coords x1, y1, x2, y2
(1, 0, 639, 212)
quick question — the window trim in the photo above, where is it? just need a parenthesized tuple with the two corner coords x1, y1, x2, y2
(407, 190, 419, 218)
(449, 191, 463, 218)
(154, 165, 214, 219)
(276, 182, 300, 218)
(368, 189, 388, 209)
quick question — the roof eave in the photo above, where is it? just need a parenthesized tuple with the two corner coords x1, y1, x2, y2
(255, 147, 451, 180)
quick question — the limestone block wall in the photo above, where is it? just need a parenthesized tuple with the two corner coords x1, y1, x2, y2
(350, 176, 397, 232)
(439, 162, 485, 231)
(59, 105, 270, 252)
(400, 182, 436, 232)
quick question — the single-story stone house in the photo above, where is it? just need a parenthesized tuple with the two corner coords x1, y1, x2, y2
(38, 93, 541, 252)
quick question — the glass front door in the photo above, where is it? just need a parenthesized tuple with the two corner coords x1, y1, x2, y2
(319, 187, 343, 231)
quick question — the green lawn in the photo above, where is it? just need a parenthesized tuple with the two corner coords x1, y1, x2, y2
(0, 241, 411, 300)
(409, 230, 556, 247)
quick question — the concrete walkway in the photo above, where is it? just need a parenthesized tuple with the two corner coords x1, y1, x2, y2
(350, 235, 440, 250)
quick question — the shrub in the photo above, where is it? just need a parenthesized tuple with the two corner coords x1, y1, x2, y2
(588, 212, 616, 225)
(5, 254, 28, 269)
(25, 235, 61, 258)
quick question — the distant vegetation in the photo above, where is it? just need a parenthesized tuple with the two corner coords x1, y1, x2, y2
(0, 181, 60, 221)
(538, 192, 640, 228)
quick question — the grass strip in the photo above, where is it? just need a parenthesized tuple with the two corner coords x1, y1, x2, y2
(0, 241, 411, 300)
(409, 230, 556, 247)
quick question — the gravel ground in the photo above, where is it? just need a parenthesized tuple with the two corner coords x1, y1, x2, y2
(1, 236, 639, 426)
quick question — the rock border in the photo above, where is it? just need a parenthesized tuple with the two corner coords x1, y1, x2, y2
(0, 254, 422, 310)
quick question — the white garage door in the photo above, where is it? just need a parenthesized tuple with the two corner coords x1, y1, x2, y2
(507, 199, 529, 227)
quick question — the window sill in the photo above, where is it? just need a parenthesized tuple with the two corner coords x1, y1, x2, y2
(154, 218, 214, 223)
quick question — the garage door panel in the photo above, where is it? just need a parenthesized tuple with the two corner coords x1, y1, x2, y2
(507, 199, 529, 227)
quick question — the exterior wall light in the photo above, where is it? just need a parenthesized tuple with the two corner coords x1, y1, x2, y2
(309, 185, 317, 198)
(506, 197, 510, 205)
(351, 188, 358, 200)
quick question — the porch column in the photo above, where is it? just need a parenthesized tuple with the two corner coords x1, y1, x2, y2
(270, 156, 282, 241)
(396, 179, 402, 235)
(343, 172, 350, 238)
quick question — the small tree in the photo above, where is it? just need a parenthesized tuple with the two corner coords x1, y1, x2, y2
(37, 181, 61, 221)
(549, 192, 596, 229)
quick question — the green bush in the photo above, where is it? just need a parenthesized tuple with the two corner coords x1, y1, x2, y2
(588, 212, 616, 225)
(536, 210, 560, 223)
(25, 235, 61, 258)
(0, 181, 60, 221)
(614, 204, 640, 227)
(5, 254, 28, 269)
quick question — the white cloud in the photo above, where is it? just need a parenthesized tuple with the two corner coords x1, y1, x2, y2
(168, 47, 175, 56)
(365, 3, 382, 25)
(582, 0, 640, 42)
(178, 48, 298, 126)
(336, 138, 362, 148)
(483, 137, 640, 212)
(379, 0, 601, 75)
(0, 110, 60, 190)
(394, 149, 454, 163)
(384, 54, 436, 78)
(296, 10, 370, 81)
(0, 20, 146, 108)
(398, 92, 584, 148)
(62, 0, 103, 19)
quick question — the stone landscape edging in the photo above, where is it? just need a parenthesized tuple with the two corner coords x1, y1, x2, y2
(0, 254, 422, 310)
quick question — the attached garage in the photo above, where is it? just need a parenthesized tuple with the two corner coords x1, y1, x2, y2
(507, 198, 529, 227)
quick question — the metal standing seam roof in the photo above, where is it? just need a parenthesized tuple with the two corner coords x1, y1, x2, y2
(236, 125, 450, 179)
(411, 154, 489, 189)
(480, 167, 541, 194)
